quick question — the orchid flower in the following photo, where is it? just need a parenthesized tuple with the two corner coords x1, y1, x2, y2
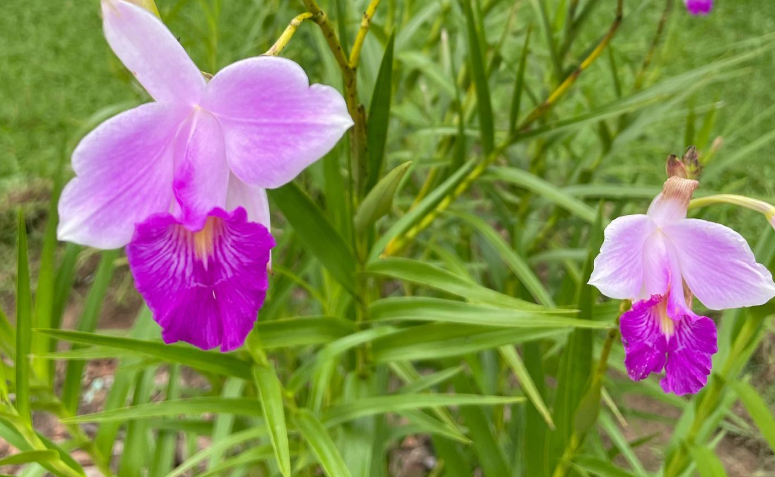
(58, 0, 353, 351)
(589, 177, 775, 395)
(685, 0, 713, 15)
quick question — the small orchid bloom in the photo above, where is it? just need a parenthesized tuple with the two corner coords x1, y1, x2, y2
(684, 0, 713, 15)
(58, 0, 352, 351)
(589, 177, 775, 395)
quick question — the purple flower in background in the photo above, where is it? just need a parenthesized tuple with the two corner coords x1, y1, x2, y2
(685, 0, 713, 15)
(58, 0, 352, 350)
(589, 177, 775, 395)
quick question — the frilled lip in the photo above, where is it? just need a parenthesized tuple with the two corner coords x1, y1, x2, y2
(620, 293, 717, 396)
(126, 207, 275, 351)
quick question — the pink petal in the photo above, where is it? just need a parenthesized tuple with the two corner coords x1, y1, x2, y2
(173, 110, 230, 231)
(58, 103, 186, 248)
(684, 0, 713, 15)
(102, 0, 205, 104)
(661, 313, 717, 395)
(640, 232, 672, 298)
(620, 295, 668, 381)
(226, 173, 270, 229)
(202, 57, 353, 188)
(646, 177, 698, 227)
(126, 207, 275, 351)
(589, 214, 656, 300)
(664, 219, 775, 309)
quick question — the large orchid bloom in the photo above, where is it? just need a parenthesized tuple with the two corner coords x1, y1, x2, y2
(58, 0, 353, 351)
(685, 0, 713, 15)
(589, 177, 775, 395)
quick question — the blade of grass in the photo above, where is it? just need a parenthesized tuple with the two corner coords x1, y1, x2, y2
(269, 182, 357, 295)
(323, 393, 524, 427)
(62, 249, 119, 414)
(253, 365, 291, 477)
(15, 210, 32, 425)
(366, 258, 548, 310)
(366, 31, 396, 191)
(294, 409, 354, 477)
(731, 380, 775, 454)
(462, 0, 494, 154)
(499, 345, 555, 429)
(37, 329, 253, 380)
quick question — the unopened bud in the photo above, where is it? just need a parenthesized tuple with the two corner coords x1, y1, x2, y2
(666, 154, 687, 179)
(711, 136, 724, 153)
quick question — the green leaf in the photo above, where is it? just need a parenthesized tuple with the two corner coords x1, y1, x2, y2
(207, 378, 245, 468)
(369, 297, 605, 328)
(499, 345, 554, 429)
(32, 151, 67, 382)
(253, 365, 291, 477)
(572, 455, 637, 477)
(509, 26, 532, 133)
(0, 450, 58, 466)
(371, 322, 567, 362)
(36, 329, 253, 379)
(0, 307, 14, 359)
(120, 363, 157, 477)
(150, 364, 181, 476)
(454, 211, 554, 306)
(196, 446, 273, 477)
(269, 182, 357, 294)
(62, 249, 119, 414)
(64, 397, 263, 423)
(399, 410, 470, 444)
(164, 428, 265, 477)
(324, 393, 523, 427)
(599, 413, 647, 476)
(369, 158, 478, 261)
(356, 161, 411, 233)
(397, 52, 456, 98)
(294, 409, 354, 477)
(462, 0, 494, 154)
(396, 366, 463, 394)
(366, 31, 396, 191)
(487, 167, 598, 223)
(367, 258, 547, 310)
(731, 380, 775, 454)
(451, 374, 510, 477)
(258, 316, 356, 349)
(689, 444, 728, 477)
(15, 210, 32, 424)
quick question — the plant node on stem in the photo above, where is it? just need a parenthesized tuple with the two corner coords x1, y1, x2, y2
(384, 0, 624, 257)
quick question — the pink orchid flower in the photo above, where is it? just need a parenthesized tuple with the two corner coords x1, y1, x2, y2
(685, 0, 713, 15)
(589, 177, 775, 395)
(58, 0, 353, 351)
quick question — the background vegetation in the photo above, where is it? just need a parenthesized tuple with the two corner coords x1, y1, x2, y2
(1, 0, 775, 476)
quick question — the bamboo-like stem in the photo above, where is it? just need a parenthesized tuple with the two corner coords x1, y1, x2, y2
(264, 12, 314, 56)
(384, 0, 624, 256)
(301, 0, 371, 199)
(301, 0, 351, 71)
(633, 0, 674, 90)
(350, 0, 383, 68)
(518, 0, 623, 131)
(689, 194, 775, 220)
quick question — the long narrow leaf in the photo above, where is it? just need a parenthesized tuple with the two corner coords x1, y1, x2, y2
(294, 409, 354, 477)
(253, 365, 291, 477)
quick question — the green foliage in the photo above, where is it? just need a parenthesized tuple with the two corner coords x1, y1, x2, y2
(3, 0, 775, 476)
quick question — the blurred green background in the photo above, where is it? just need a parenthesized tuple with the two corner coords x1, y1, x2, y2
(2, 0, 775, 243)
